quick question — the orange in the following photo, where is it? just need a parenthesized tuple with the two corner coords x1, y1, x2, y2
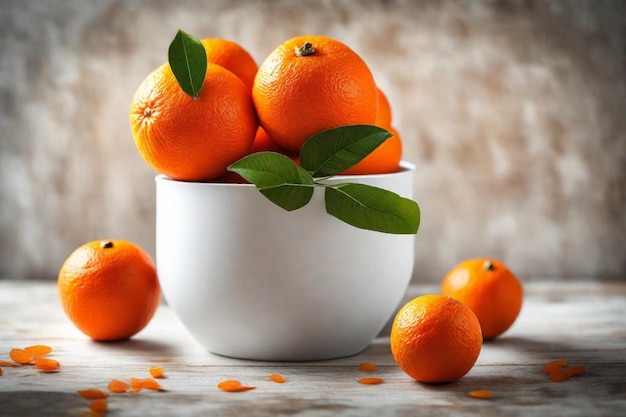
(390, 294, 482, 383)
(340, 125, 402, 175)
(374, 87, 392, 128)
(200, 38, 258, 90)
(253, 35, 378, 153)
(340, 87, 401, 175)
(441, 258, 523, 339)
(214, 127, 297, 184)
(250, 126, 293, 155)
(57, 240, 161, 341)
(130, 62, 257, 181)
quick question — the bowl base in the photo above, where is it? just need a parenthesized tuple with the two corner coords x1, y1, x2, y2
(207, 343, 370, 362)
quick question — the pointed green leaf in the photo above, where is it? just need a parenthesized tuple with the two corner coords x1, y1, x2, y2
(168, 30, 207, 99)
(259, 184, 313, 211)
(228, 152, 314, 211)
(324, 183, 420, 234)
(300, 125, 392, 177)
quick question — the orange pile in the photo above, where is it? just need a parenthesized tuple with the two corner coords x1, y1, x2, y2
(130, 34, 404, 182)
(389, 258, 527, 385)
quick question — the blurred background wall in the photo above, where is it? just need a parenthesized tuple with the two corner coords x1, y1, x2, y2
(1, 0, 624, 282)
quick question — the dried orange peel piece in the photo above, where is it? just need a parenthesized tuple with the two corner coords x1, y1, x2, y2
(358, 377, 384, 385)
(107, 379, 129, 393)
(543, 359, 586, 382)
(358, 362, 377, 372)
(149, 366, 165, 378)
(24, 345, 52, 355)
(130, 377, 143, 391)
(130, 377, 163, 391)
(469, 390, 493, 399)
(268, 374, 286, 383)
(34, 357, 60, 372)
(563, 365, 586, 377)
(9, 348, 35, 365)
(78, 389, 109, 400)
(88, 399, 108, 413)
(217, 379, 256, 392)
(543, 359, 568, 374)
(0, 360, 18, 367)
(139, 377, 163, 391)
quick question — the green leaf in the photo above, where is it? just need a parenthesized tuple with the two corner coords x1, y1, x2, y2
(228, 152, 314, 211)
(168, 30, 207, 99)
(300, 125, 392, 177)
(324, 183, 420, 234)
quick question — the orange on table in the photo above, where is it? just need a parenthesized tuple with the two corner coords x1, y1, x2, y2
(57, 239, 161, 341)
(130, 62, 257, 181)
(441, 258, 523, 339)
(253, 35, 378, 153)
(390, 294, 482, 384)
(200, 38, 258, 91)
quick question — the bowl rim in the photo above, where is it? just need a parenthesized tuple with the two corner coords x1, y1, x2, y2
(155, 160, 416, 185)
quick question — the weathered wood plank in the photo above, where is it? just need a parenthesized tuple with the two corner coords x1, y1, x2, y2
(0, 281, 624, 416)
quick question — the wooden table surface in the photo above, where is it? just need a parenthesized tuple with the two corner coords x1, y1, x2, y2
(0, 280, 624, 417)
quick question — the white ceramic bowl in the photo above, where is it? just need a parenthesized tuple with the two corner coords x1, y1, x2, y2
(155, 162, 416, 361)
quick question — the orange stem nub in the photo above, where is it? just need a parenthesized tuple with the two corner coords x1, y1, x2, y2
(295, 42, 315, 57)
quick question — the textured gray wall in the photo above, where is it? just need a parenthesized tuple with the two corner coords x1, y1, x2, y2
(1, 0, 624, 281)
